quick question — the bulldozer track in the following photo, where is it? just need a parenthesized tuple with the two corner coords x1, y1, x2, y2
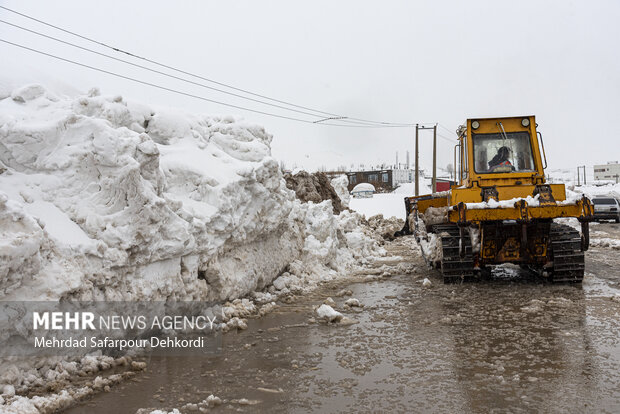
(434, 224, 475, 283)
(432, 222, 584, 284)
(549, 222, 585, 283)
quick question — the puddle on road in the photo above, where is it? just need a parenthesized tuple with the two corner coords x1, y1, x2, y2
(64, 263, 620, 414)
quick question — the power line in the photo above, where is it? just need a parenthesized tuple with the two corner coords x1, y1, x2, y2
(0, 5, 422, 128)
(436, 133, 456, 144)
(0, 19, 401, 127)
(438, 123, 457, 136)
(0, 19, 434, 129)
(1, 38, 412, 128)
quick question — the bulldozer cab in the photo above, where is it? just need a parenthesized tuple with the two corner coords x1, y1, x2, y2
(455, 116, 547, 188)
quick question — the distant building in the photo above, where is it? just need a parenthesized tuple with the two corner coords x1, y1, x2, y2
(341, 168, 414, 192)
(594, 162, 620, 183)
(325, 168, 454, 193)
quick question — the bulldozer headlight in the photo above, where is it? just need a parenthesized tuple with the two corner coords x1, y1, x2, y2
(471, 120, 480, 129)
(521, 118, 530, 127)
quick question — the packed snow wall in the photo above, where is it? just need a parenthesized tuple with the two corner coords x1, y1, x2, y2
(0, 84, 382, 304)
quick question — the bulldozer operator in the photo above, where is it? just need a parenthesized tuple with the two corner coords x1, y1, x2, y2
(488, 146, 515, 172)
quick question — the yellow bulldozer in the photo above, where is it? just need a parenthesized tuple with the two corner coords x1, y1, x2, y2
(397, 116, 593, 283)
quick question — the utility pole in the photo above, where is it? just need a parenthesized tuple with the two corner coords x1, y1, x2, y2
(415, 124, 419, 196)
(432, 124, 437, 193)
(577, 165, 587, 186)
(414, 124, 436, 195)
(583, 166, 587, 185)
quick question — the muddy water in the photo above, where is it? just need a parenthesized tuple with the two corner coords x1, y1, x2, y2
(65, 232, 620, 414)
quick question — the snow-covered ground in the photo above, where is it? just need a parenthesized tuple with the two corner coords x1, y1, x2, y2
(0, 83, 386, 412)
(391, 181, 433, 196)
(349, 179, 433, 220)
(350, 193, 407, 220)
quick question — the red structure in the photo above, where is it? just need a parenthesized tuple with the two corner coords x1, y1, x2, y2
(435, 179, 454, 192)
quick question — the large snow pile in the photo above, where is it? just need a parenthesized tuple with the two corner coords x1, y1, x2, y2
(0, 84, 384, 303)
(1, 84, 294, 301)
(0, 84, 387, 408)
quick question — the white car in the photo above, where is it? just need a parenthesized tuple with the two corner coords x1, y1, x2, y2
(592, 196, 620, 223)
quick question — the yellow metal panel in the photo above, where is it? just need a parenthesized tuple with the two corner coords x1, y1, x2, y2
(448, 203, 586, 223)
(450, 187, 482, 204)
(417, 196, 449, 213)
(450, 183, 566, 204)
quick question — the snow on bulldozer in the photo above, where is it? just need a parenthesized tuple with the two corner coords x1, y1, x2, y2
(396, 116, 593, 283)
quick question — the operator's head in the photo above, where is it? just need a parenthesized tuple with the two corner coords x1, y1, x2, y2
(497, 146, 510, 160)
(488, 146, 511, 168)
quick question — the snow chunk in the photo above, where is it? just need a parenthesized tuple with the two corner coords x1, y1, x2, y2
(205, 394, 222, 407)
(2, 384, 15, 397)
(323, 297, 336, 307)
(344, 298, 362, 307)
(272, 274, 292, 291)
(590, 238, 620, 250)
(316, 304, 343, 322)
(11, 84, 51, 103)
(466, 195, 540, 209)
(335, 289, 353, 297)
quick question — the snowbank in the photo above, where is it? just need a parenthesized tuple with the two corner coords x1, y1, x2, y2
(0, 84, 382, 302)
(0, 84, 299, 301)
(568, 183, 620, 201)
(0, 83, 385, 406)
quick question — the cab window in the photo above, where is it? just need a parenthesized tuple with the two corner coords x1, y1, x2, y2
(472, 132, 535, 174)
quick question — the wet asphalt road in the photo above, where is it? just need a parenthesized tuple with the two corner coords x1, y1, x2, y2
(64, 223, 620, 414)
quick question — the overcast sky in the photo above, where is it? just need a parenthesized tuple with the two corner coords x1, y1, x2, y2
(1, 0, 619, 173)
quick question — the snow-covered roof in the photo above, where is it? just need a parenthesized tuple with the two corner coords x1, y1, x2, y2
(352, 183, 375, 192)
